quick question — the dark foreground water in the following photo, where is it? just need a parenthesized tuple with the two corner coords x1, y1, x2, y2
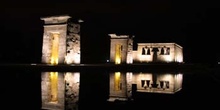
(1, 64, 220, 110)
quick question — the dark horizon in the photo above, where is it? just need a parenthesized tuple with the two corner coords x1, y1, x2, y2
(1, 1, 219, 64)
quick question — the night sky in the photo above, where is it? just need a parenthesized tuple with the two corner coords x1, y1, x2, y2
(1, 1, 219, 64)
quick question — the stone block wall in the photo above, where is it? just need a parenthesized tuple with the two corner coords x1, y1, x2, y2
(134, 43, 183, 63)
(109, 34, 131, 64)
(41, 15, 71, 64)
(65, 22, 81, 64)
(41, 25, 67, 64)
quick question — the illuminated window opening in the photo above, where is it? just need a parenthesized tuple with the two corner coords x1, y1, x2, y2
(115, 44, 122, 64)
(50, 72, 58, 102)
(50, 33, 60, 65)
(114, 72, 121, 91)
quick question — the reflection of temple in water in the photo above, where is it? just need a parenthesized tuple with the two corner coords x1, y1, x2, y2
(137, 73, 183, 93)
(108, 72, 183, 101)
(39, 15, 184, 109)
(108, 34, 184, 101)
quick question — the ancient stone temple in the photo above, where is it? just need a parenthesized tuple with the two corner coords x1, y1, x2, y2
(108, 34, 184, 102)
(109, 33, 183, 63)
(109, 34, 134, 64)
(41, 15, 82, 110)
(39, 14, 184, 107)
(41, 15, 81, 64)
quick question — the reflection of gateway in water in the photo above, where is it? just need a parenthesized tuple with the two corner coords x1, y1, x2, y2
(108, 72, 183, 102)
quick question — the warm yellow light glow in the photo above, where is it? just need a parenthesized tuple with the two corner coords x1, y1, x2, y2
(115, 44, 122, 64)
(50, 33, 60, 65)
(114, 72, 121, 91)
(50, 72, 58, 102)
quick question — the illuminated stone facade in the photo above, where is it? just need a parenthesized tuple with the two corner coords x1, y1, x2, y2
(109, 34, 134, 64)
(40, 15, 184, 106)
(109, 34, 183, 64)
(41, 15, 81, 110)
(134, 43, 183, 63)
(41, 15, 81, 64)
